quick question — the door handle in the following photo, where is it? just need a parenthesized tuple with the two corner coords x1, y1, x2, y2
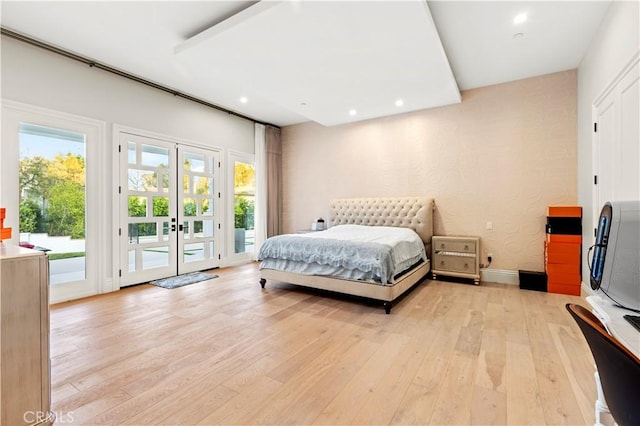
(179, 224, 184, 232)
(171, 224, 176, 232)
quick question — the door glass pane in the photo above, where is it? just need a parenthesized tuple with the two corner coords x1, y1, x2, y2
(184, 242, 204, 262)
(200, 220, 214, 238)
(194, 176, 211, 195)
(141, 144, 169, 167)
(128, 169, 157, 192)
(193, 220, 203, 238)
(142, 247, 169, 269)
(128, 250, 136, 272)
(184, 152, 205, 172)
(234, 161, 255, 254)
(184, 198, 197, 216)
(128, 142, 136, 164)
(128, 196, 147, 217)
(162, 222, 170, 241)
(129, 222, 160, 243)
(183, 175, 190, 194)
(201, 199, 213, 216)
(161, 172, 169, 193)
(152, 197, 169, 217)
(18, 123, 87, 285)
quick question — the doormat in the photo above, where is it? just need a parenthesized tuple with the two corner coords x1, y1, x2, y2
(150, 272, 218, 289)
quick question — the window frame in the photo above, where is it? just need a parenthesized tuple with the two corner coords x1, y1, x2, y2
(1, 100, 107, 303)
(227, 150, 256, 264)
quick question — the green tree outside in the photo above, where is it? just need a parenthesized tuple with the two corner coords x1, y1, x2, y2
(19, 154, 86, 239)
(19, 199, 43, 233)
(46, 181, 85, 238)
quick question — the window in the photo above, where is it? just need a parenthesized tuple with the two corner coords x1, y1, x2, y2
(19, 123, 87, 285)
(233, 160, 255, 254)
(2, 101, 105, 303)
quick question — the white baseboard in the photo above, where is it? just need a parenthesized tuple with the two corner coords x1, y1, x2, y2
(480, 268, 519, 285)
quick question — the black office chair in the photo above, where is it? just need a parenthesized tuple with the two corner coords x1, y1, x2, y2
(566, 303, 640, 426)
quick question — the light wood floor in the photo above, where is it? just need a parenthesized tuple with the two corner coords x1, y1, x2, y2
(50, 263, 597, 425)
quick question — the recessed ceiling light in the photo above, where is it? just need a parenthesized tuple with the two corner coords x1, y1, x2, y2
(513, 32, 525, 39)
(299, 102, 307, 107)
(395, 99, 404, 107)
(513, 13, 527, 25)
(240, 96, 248, 103)
(349, 109, 357, 116)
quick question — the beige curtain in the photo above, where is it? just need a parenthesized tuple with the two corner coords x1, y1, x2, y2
(265, 126, 282, 237)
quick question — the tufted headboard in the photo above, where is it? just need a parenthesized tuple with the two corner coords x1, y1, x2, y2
(329, 197, 434, 245)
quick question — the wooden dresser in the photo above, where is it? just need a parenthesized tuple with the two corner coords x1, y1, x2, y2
(1, 244, 53, 426)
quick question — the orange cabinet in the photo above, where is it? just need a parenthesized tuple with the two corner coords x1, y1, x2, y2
(545, 205, 582, 296)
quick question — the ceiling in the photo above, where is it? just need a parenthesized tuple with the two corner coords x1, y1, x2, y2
(1, 1, 611, 127)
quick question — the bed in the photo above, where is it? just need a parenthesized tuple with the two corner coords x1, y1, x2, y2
(258, 196, 434, 313)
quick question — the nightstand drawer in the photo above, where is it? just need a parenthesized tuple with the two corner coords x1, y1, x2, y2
(433, 253, 476, 273)
(433, 237, 477, 254)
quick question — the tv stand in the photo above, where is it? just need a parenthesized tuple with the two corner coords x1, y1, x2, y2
(586, 295, 640, 426)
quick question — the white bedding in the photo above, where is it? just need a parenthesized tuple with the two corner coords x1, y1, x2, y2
(258, 224, 427, 285)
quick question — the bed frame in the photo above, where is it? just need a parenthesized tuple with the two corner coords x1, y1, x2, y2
(259, 196, 435, 314)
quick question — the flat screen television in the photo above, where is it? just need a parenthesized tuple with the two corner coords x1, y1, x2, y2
(590, 201, 640, 312)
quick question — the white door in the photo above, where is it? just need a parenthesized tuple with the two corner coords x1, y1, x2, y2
(118, 133, 220, 286)
(594, 93, 616, 216)
(593, 56, 640, 225)
(120, 133, 178, 285)
(177, 145, 221, 274)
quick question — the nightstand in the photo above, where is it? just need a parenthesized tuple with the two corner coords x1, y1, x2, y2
(431, 235, 481, 285)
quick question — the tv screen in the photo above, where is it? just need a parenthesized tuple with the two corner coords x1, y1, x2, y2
(590, 203, 612, 290)
(591, 201, 640, 312)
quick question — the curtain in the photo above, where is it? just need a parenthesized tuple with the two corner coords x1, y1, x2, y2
(253, 123, 267, 258)
(265, 125, 282, 237)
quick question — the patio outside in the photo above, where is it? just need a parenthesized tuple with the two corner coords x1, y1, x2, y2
(21, 230, 254, 285)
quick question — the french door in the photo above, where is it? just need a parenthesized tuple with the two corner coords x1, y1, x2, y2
(119, 132, 220, 286)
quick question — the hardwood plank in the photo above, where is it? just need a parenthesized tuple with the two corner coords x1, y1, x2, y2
(348, 339, 428, 425)
(195, 375, 283, 425)
(311, 333, 410, 425)
(428, 352, 476, 425)
(506, 341, 546, 425)
(47, 263, 596, 425)
(246, 334, 379, 425)
(522, 293, 589, 425)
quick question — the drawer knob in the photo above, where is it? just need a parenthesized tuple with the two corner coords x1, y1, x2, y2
(464, 245, 469, 251)
(440, 243, 445, 249)
(464, 263, 469, 269)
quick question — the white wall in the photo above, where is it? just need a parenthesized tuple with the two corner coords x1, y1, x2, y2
(1, 37, 255, 151)
(577, 1, 639, 289)
(1, 35, 256, 297)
